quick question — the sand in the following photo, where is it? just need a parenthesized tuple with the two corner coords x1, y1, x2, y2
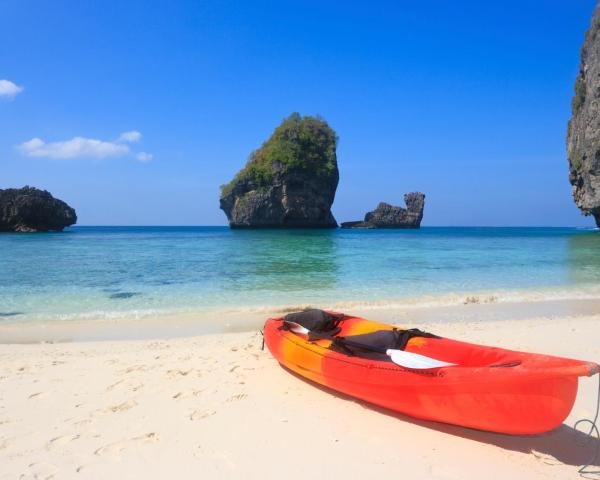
(1, 308, 600, 479)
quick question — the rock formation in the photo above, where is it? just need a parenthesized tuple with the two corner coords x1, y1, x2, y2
(567, 3, 600, 227)
(0, 186, 77, 232)
(220, 113, 339, 228)
(341, 192, 425, 228)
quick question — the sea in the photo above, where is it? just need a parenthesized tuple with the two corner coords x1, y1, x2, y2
(1, 226, 600, 331)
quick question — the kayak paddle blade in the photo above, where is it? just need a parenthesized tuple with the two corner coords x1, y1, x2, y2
(386, 349, 456, 369)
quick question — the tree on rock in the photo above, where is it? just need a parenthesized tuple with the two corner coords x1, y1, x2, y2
(220, 113, 339, 228)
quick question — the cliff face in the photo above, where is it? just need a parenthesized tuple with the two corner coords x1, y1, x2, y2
(341, 192, 425, 229)
(220, 113, 339, 228)
(567, 3, 600, 227)
(0, 186, 77, 232)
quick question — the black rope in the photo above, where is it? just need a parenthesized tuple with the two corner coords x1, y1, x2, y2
(576, 373, 600, 476)
(259, 329, 265, 351)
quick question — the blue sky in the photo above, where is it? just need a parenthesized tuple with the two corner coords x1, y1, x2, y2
(0, 0, 597, 226)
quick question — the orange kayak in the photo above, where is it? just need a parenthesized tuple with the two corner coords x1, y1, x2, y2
(264, 312, 599, 434)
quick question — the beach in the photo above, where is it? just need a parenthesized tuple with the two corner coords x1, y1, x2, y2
(1, 300, 599, 479)
(3, 0, 600, 478)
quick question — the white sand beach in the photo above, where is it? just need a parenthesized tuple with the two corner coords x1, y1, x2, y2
(3, 0, 600, 478)
(1, 303, 599, 479)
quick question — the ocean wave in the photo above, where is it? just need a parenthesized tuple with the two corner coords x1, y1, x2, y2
(201, 284, 600, 316)
(323, 286, 600, 311)
(5, 285, 600, 326)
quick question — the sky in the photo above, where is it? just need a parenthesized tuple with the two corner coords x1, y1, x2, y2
(1, 0, 598, 227)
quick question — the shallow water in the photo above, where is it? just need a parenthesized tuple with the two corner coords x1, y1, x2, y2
(1, 226, 600, 325)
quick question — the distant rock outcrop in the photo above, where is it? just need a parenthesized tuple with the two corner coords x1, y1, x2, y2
(0, 186, 77, 232)
(220, 113, 339, 228)
(341, 192, 425, 229)
(567, 3, 600, 227)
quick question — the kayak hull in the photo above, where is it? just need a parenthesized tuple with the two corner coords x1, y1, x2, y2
(264, 314, 597, 435)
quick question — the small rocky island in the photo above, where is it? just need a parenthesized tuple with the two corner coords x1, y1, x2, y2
(220, 113, 339, 228)
(567, 3, 600, 227)
(341, 192, 425, 229)
(0, 186, 77, 232)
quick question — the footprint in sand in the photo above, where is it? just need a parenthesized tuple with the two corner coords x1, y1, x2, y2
(226, 393, 248, 402)
(128, 381, 144, 392)
(28, 392, 47, 400)
(46, 434, 80, 450)
(72, 418, 92, 427)
(106, 379, 125, 391)
(104, 400, 137, 413)
(190, 409, 216, 421)
(94, 432, 159, 457)
(532, 450, 561, 466)
(106, 379, 143, 392)
(124, 364, 151, 374)
(0, 437, 14, 452)
(173, 390, 203, 400)
(165, 369, 193, 379)
(21, 462, 58, 480)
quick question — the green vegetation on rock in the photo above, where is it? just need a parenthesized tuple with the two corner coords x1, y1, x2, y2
(570, 148, 584, 171)
(221, 113, 338, 195)
(572, 76, 587, 113)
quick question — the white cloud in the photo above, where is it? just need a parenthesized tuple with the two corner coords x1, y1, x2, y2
(0, 79, 24, 98)
(118, 131, 142, 143)
(17, 131, 152, 161)
(18, 136, 130, 159)
(136, 152, 153, 163)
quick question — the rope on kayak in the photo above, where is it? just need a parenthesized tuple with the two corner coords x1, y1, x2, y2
(576, 373, 600, 476)
(260, 330, 265, 351)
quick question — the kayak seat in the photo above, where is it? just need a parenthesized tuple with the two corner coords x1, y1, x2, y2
(330, 328, 441, 361)
(282, 309, 346, 337)
(282, 309, 440, 362)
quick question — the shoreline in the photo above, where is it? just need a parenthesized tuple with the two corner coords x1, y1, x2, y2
(2, 292, 600, 344)
(1, 313, 599, 479)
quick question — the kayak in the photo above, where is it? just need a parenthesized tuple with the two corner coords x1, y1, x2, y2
(263, 310, 599, 434)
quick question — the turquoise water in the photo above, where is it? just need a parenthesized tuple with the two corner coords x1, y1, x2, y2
(1, 226, 600, 323)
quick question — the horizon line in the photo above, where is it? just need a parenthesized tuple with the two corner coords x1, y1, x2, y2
(70, 224, 598, 229)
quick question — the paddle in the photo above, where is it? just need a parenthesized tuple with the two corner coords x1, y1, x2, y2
(285, 321, 455, 369)
(385, 349, 455, 369)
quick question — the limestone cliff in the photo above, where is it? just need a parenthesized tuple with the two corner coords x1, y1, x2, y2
(567, 2, 600, 226)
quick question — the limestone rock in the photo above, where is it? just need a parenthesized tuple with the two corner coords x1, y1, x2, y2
(341, 192, 425, 229)
(0, 186, 77, 232)
(567, 2, 600, 226)
(220, 113, 339, 228)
